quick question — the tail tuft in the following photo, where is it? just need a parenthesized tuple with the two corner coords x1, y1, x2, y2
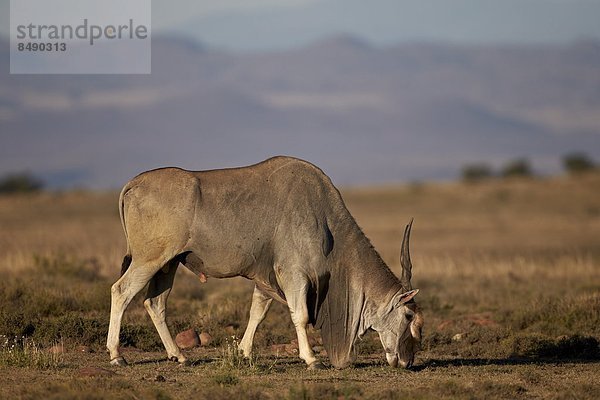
(120, 254, 132, 277)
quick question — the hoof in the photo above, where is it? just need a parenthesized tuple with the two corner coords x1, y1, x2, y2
(179, 359, 192, 367)
(169, 356, 190, 366)
(110, 357, 128, 367)
(307, 361, 326, 370)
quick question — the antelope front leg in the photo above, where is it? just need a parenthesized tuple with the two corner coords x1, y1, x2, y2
(283, 279, 325, 369)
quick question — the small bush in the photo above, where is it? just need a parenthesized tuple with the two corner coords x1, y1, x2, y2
(461, 163, 494, 182)
(119, 323, 163, 351)
(0, 312, 36, 338)
(0, 254, 164, 350)
(553, 335, 600, 359)
(0, 172, 43, 194)
(213, 372, 239, 387)
(32, 314, 109, 347)
(563, 152, 596, 175)
(501, 158, 533, 178)
(509, 334, 600, 359)
(219, 336, 253, 370)
(0, 335, 63, 369)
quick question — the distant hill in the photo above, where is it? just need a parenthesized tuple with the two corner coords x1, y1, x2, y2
(1, 35, 599, 188)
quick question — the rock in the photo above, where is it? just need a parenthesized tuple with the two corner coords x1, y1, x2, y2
(199, 331, 212, 346)
(154, 375, 166, 382)
(78, 367, 116, 377)
(175, 329, 200, 349)
(284, 343, 298, 355)
(312, 345, 325, 353)
(270, 344, 287, 354)
(224, 325, 236, 335)
(285, 339, 299, 356)
(271, 343, 299, 355)
(48, 344, 65, 354)
(452, 333, 465, 342)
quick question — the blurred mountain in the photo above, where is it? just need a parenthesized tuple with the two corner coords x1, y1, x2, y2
(1, 35, 599, 188)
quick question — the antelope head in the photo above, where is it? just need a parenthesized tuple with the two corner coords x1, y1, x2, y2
(373, 219, 424, 368)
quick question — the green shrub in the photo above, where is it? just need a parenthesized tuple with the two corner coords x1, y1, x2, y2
(119, 323, 163, 351)
(213, 372, 239, 386)
(0, 255, 164, 350)
(0, 172, 43, 194)
(32, 314, 108, 347)
(500, 158, 533, 178)
(563, 152, 596, 174)
(509, 334, 599, 359)
(0, 336, 63, 369)
(461, 163, 494, 182)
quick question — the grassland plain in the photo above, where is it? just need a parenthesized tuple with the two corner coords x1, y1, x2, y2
(0, 174, 599, 399)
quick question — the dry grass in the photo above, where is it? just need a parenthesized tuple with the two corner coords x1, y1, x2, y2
(0, 174, 599, 398)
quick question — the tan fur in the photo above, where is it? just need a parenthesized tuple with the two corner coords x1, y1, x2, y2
(107, 156, 421, 369)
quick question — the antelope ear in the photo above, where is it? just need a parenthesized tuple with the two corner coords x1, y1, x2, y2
(390, 288, 419, 310)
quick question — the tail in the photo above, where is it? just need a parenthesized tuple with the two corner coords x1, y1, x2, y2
(119, 183, 133, 277)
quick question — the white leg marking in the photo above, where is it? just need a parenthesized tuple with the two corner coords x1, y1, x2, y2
(284, 282, 320, 367)
(239, 286, 273, 357)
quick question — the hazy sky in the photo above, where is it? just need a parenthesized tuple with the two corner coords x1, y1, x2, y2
(2, 0, 600, 50)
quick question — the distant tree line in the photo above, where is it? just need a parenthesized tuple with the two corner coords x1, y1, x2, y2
(462, 152, 597, 182)
(563, 152, 596, 174)
(0, 172, 44, 194)
(0, 152, 597, 194)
